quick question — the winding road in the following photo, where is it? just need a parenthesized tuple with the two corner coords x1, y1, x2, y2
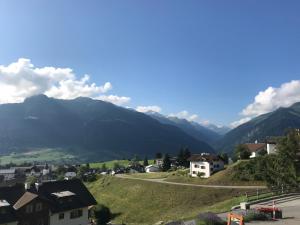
(115, 174, 267, 189)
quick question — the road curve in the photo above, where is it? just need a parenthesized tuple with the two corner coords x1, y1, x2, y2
(115, 174, 267, 189)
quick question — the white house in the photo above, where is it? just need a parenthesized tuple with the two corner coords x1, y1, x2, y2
(64, 172, 77, 180)
(188, 153, 224, 178)
(245, 143, 267, 158)
(0, 169, 15, 181)
(266, 141, 277, 155)
(145, 165, 160, 173)
(245, 140, 277, 158)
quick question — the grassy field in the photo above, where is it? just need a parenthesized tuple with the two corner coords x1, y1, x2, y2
(86, 176, 249, 225)
(164, 162, 266, 186)
(90, 159, 155, 169)
(0, 149, 76, 165)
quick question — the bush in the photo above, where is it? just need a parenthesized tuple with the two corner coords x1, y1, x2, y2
(90, 204, 113, 225)
(197, 212, 226, 225)
(241, 209, 270, 222)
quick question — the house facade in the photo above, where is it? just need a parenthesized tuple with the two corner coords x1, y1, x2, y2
(188, 154, 224, 178)
(145, 165, 160, 173)
(0, 179, 97, 225)
(0, 169, 15, 181)
(245, 140, 277, 158)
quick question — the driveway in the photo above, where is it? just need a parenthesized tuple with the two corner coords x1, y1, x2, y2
(115, 174, 266, 189)
(218, 195, 300, 225)
(249, 195, 300, 225)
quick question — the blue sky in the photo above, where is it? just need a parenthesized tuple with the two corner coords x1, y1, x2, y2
(0, 0, 300, 126)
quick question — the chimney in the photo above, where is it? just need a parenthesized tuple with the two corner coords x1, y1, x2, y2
(35, 182, 41, 192)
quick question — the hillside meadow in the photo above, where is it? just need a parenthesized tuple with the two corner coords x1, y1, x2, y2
(86, 176, 249, 225)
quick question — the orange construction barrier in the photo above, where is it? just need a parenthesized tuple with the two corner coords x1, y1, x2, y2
(227, 213, 244, 225)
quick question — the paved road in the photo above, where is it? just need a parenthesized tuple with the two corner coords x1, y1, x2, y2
(218, 195, 300, 225)
(249, 195, 300, 225)
(115, 174, 266, 189)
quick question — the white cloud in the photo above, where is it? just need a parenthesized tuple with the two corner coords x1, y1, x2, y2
(230, 117, 252, 128)
(0, 58, 130, 105)
(242, 80, 300, 117)
(230, 80, 300, 128)
(136, 105, 162, 113)
(168, 110, 199, 122)
(97, 95, 131, 106)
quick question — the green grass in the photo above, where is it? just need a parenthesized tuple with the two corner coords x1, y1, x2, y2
(0, 148, 76, 165)
(165, 162, 265, 186)
(89, 159, 155, 169)
(86, 176, 251, 225)
(124, 172, 170, 179)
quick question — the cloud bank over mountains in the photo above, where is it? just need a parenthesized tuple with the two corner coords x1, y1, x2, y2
(0, 58, 130, 105)
(231, 80, 300, 127)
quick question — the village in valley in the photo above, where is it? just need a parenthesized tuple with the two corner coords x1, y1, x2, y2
(1, 1, 300, 225)
(0, 130, 299, 225)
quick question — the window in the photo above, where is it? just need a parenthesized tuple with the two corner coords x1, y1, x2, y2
(194, 164, 199, 168)
(200, 166, 205, 169)
(25, 204, 33, 213)
(192, 171, 196, 174)
(37, 219, 44, 225)
(36, 202, 43, 211)
(59, 213, 64, 220)
(70, 209, 83, 219)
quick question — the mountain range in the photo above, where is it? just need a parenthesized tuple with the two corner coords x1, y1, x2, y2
(0, 95, 214, 161)
(146, 112, 226, 146)
(216, 102, 300, 153)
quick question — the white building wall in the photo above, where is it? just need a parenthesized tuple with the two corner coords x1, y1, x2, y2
(145, 166, 160, 173)
(267, 143, 277, 155)
(49, 207, 89, 225)
(190, 161, 211, 178)
(0, 222, 18, 225)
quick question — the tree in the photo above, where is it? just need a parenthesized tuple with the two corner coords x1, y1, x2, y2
(26, 176, 37, 186)
(155, 152, 162, 159)
(143, 156, 149, 167)
(183, 148, 191, 168)
(265, 131, 299, 190)
(177, 147, 191, 168)
(219, 152, 229, 164)
(101, 163, 107, 172)
(235, 144, 251, 160)
(113, 162, 121, 171)
(162, 153, 171, 171)
(90, 204, 113, 225)
(177, 148, 185, 167)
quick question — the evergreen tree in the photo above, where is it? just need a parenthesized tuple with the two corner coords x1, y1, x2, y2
(101, 163, 107, 172)
(162, 153, 171, 171)
(155, 152, 162, 159)
(177, 148, 185, 167)
(235, 144, 251, 160)
(219, 152, 229, 164)
(183, 148, 191, 167)
(143, 156, 149, 167)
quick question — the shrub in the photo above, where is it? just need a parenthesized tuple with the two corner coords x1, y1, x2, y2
(197, 212, 226, 225)
(90, 204, 113, 225)
(241, 209, 270, 222)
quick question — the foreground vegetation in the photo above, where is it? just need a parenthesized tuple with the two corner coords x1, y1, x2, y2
(86, 175, 249, 225)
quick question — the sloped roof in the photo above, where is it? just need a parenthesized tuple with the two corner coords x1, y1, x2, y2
(0, 184, 25, 205)
(35, 179, 97, 213)
(188, 154, 221, 162)
(13, 192, 38, 210)
(0, 205, 17, 223)
(245, 143, 266, 153)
